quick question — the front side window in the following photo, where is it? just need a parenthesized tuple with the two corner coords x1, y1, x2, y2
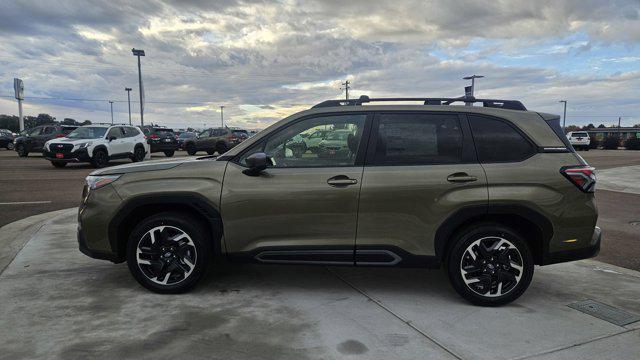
(469, 115, 536, 163)
(199, 130, 210, 138)
(372, 113, 463, 165)
(42, 127, 54, 134)
(241, 114, 366, 168)
(28, 127, 42, 136)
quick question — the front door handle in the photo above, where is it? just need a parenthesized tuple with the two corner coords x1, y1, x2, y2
(327, 175, 358, 187)
(447, 172, 478, 183)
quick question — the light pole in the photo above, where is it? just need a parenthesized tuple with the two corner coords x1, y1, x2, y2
(559, 100, 567, 133)
(125, 87, 132, 125)
(109, 101, 114, 125)
(132, 48, 145, 127)
(463, 75, 484, 97)
(220, 105, 225, 127)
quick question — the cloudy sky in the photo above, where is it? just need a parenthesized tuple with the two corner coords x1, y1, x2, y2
(1, 0, 639, 129)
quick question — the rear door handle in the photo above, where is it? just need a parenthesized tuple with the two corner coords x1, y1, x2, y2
(327, 175, 358, 187)
(447, 172, 478, 183)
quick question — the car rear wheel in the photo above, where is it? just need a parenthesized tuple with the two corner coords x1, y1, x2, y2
(216, 143, 228, 155)
(132, 145, 145, 162)
(206, 149, 215, 155)
(447, 223, 534, 306)
(186, 144, 197, 156)
(91, 149, 108, 168)
(6, 142, 14, 150)
(126, 212, 211, 293)
(16, 144, 28, 157)
(164, 150, 175, 157)
(51, 161, 67, 168)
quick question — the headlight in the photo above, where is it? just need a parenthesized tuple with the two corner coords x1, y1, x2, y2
(85, 175, 121, 190)
(77, 142, 92, 149)
(44, 142, 50, 151)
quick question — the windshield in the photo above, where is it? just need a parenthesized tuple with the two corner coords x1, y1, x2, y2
(66, 127, 108, 139)
(155, 128, 174, 134)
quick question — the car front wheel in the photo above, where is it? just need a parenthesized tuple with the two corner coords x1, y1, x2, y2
(6, 142, 14, 150)
(91, 149, 109, 168)
(16, 144, 28, 157)
(126, 212, 211, 293)
(132, 145, 145, 162)
(447, 223, 534, 306)
(186, 144, 197, 156)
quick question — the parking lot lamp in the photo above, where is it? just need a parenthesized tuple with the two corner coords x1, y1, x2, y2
(559, 100, 567, 133)
(132, 48, 145, 127)
(109, 101, 114, 125)
(220, 105, 225, 127)
(125, 88, 132, 125)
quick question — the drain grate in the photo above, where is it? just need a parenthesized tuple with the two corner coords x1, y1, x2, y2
(568, 299, 640, 326)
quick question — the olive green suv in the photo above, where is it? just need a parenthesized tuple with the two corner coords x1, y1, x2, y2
(78, 96, 601, 306)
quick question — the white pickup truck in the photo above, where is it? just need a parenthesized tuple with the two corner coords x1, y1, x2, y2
(566, 131, 591, 151)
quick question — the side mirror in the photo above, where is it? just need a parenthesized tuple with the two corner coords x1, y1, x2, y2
(108, 136, 117, 142)
(242, 152, 270, 176)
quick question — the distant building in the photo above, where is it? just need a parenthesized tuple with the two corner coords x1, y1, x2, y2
(585, 127, 640, 140)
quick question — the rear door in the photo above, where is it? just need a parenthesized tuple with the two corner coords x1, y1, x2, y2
(355, 112, 487, 264)
(221, 113, 370, 264)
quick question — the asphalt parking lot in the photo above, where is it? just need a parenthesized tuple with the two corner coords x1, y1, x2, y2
(1, 148, 639, 270)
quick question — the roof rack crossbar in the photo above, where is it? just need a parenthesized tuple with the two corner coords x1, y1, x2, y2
(312, 95, 527, 111)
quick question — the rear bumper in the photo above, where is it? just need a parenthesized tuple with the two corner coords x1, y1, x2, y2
(43, 148, 91, 162)
(149, 141, 177, 152)
(542, 226, 602, 265)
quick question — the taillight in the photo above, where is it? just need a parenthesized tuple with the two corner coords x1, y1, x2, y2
(55, 134, 65, 138)
(560, 165, 596, 193)
(150, 134, 158, 139)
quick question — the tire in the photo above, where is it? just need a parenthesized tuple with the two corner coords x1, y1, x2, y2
(584, 147, 589, 151)
(216, 143, 228, 155)
(51, 161, 67, 168)
(164, 150, 175, 157)
(132, 145, 145, 162)
(126, 212, 211, 293)
(446, 223, 534, 306)
(186, 144, 197, 156)
(6, 142, 14, 150)
(91, 149, 109, 168)
(206, 149, 215, 155)
(16, 144, 28, 157)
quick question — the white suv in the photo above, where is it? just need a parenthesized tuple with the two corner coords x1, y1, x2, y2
(43, 124, 150, 168)
(566, 131, 591, 151)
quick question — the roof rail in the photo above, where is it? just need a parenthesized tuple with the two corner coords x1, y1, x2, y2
(312, 95, 527, 111)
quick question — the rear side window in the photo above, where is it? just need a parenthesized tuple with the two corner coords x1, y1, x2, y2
(469, 116, 536, 163)
(372, 113, 463, 165)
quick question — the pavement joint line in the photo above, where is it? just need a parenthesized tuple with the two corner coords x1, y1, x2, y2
(510, 328, 640, 360)
(325, 267, 464, 360)
(0, 201, 52, 205)
(0, 220, 47, 276)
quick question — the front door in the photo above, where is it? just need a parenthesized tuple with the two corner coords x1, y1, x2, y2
(355, 112, 488, 265)
(221, 113, 370, 265)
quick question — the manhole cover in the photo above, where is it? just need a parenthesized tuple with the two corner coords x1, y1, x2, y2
(630, 221, 640, 227)
(568, 300, 640, 326)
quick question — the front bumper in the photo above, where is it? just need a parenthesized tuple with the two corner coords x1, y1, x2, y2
(542, 226, 602, 265)
(78, 226, 119, 262)
(43, 148, 91, 162)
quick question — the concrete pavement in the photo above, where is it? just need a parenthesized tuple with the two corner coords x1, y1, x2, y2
(597, 165, 640, 195)
(0, 209, 639, 360)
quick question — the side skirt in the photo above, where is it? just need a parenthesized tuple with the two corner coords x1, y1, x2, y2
(226, 245, 441, 269)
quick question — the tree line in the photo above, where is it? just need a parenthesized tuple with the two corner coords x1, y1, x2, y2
(564, 123, 640, 133)
(0, 114, 91, 133)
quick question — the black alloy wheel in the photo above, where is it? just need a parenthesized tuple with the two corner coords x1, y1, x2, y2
(16, 144, 28, 157)
(132, 146, 145, 162)
(91, 149, 109, 168)
(126, 212, 210, 293)
(447, 224, 534, 306)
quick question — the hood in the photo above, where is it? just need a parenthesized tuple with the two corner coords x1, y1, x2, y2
(90, 156, 214, 176)
(46, 137, 89, 144)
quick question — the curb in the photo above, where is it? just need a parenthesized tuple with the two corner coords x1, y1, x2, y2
(0, 207, 77, 275)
